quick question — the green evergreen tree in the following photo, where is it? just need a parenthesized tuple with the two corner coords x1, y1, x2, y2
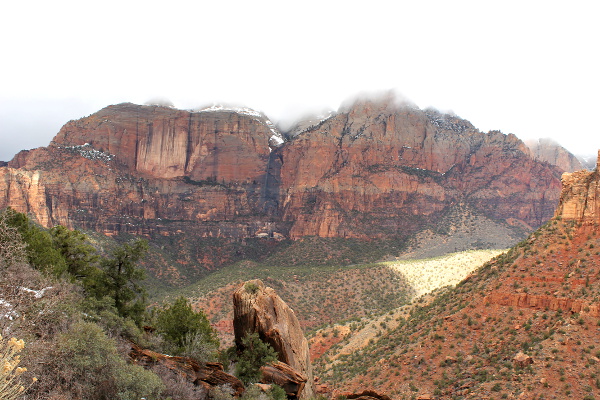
(0, 207, 66, 274)
(0, 209, 26, 266)
(156, 296, 219, 358)
(50, 225, 99, 281)
(93, 239, 149, 324)
(235, 332, 278, 385)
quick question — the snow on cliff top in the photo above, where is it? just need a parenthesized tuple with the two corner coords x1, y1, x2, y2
(197, 105, 285, 147)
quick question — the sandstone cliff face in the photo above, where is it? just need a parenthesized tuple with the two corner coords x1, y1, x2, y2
(280, 97, 562, 238)
(526, 138, 584, 173)
(43, 103, 276, 183)
(0, 98, 564, 243)
(4, 104, 286, 237)
(233, 280, 315, 399)
(554, 151, 600, 224)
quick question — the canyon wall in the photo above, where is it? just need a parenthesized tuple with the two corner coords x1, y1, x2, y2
(279, 98, 562, 238)
(0, 98, 564, 242)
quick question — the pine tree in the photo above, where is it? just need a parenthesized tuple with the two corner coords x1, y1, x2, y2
(156, 296, 219, 357)
(50, 225, 99, 281)
(93, 239, 148, 324)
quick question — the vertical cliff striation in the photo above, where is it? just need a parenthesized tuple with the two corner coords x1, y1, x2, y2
(279, 96, 562, 238)
(555, 150, 600, 224)
(3, 104, 286, 237)
(0, 97, 565, 247)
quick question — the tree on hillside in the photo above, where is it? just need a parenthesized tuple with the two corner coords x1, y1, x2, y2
(156, 296, 219, 360)
(0, 207, 65, 274)
(0, 210, 26, 267)
(50, 225, 99, 282)
(92, 239, 149, 324)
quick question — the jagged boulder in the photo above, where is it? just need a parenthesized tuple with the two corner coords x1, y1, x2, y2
(513, 352, 534, 368)
(344, 390, 393, 400)
(233, 279, 315, 399)
(129, 344, 245, 396)
(260, 361, 307, 400)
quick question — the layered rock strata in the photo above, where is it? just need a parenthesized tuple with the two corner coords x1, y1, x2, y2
(280, 99, 562, 238)
(0, 97, 564, 242)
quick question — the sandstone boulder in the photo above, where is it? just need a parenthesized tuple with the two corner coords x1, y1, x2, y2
(260, 361, 307, 400)
(513, 351, 534, 368)
(344, 389, 393, 400)
(233, 279, 315, 399)
(129, 344, 245, 396)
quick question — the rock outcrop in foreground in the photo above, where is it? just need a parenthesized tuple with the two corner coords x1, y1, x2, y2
(233, 279, 315, 399)
(129, 344, 245, 396)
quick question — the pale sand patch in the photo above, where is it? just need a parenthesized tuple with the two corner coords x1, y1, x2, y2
(386, 249, 505, 297)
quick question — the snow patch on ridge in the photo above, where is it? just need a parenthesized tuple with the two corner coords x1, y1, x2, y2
(198, 104, 264, 118)
(58, 143, 115, 163)
(197, 105, 285, 148)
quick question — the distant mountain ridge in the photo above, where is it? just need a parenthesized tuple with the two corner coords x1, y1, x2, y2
(0, 95, 570, 276)
(525, 138, 585, 172)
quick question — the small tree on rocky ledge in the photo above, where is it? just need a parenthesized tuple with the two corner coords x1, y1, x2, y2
(235, 332, 278, 385)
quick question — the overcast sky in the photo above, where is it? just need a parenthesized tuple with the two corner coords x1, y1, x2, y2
(1, 0, 598, 162)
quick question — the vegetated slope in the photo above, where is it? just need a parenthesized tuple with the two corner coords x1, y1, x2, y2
(177, 249, 500, 351)
(167, 262, 416, 347)
(309, 251, 502, 368)
(319, 158, 600, 399)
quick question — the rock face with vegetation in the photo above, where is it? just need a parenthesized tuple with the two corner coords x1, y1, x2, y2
(555, 151, 600, 224)
(233, 279, 315, 399)
(279, 95, 563, 238)
(1, 97, 563, 243)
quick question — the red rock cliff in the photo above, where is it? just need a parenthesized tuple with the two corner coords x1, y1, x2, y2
(279, 97, 562, 238)
(3, 104, 284, 237)
(0, 99, 563, 242)
(554, 150, 600, 224)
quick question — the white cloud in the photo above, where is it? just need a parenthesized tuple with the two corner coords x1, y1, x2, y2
(0, 0, 599, 160)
